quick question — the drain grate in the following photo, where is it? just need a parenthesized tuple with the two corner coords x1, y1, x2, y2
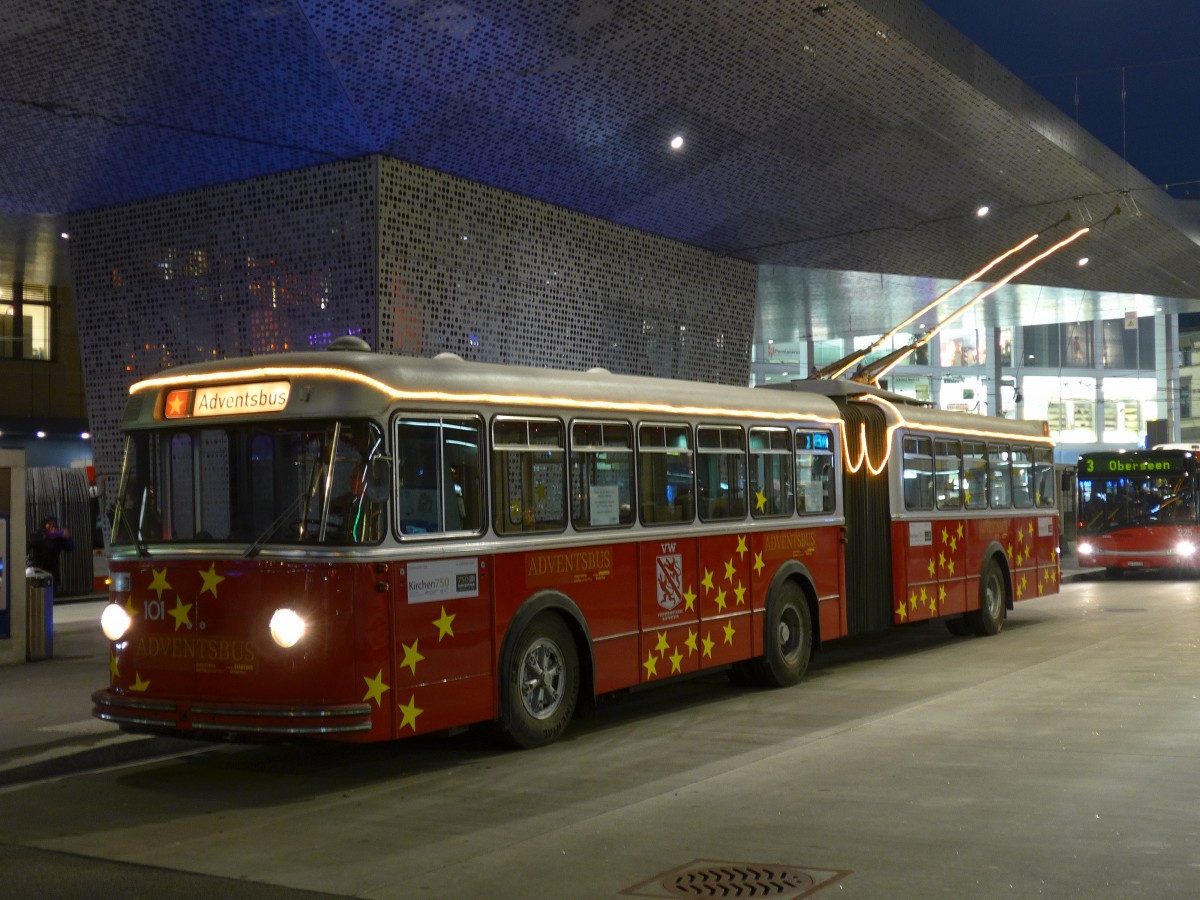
(623, 859, 849, 899)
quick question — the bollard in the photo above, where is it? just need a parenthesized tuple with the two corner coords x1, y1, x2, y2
(26, 568, 54, 661)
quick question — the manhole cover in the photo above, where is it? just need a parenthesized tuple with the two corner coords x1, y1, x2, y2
(623, 859, 849, 899)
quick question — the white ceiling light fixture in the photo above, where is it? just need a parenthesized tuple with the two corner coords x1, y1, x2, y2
(1077, 256, 1089, 267)
(670, 135, 684, 151)
(976, 205, 990, 217)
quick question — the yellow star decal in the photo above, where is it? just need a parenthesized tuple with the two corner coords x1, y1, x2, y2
(701, 568, 714, 592)
(957, 522, 964, 539)
(947, 558, 955, 576)
(713, 588, 727, 611)
(654, 631, 670, 657)
(1016, 581, 1024, 600)
(939, 584, 947, 603)
(198, 563, 225, 598)
(753, 552, 764, 575)
(941, 526, 949, 543)
(755, 490, 767, 512)
(398, 695, 423, 732)
(148, 568, 171, 600)
(683, 586, 696, 611)
(909, 589, 918, 607)
(733, 582, 747, 606)
(643, 651, 659, 678)
(949, 536, 958, 553)
(131, 672, 151, 692)
(895, 600, 908, 621)
(1006, 543, 1014, 559)
(736, 535, 748, 558)
(723, 621, 736, 645)
(919, 586, 928, 607)
(1028, 521, 1035, 537)
(685, 629, 698, 655)
(362, 669, 390, 706)
(1016, 527, 1025, 543)
(123, 597, 139, 618)
(109, 650, 120, 679)
(669, 648, 684, 673)
(938, 551, 946, 571)
(927, 558, 936, 577)
(723, 559, 736, 583)
(701, 632, 715, 659)
(400, 639, 425, 675)
(168, 596, 193, 631)
(432, 605, 456, 641)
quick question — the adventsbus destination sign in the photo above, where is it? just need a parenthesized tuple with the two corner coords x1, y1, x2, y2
(164, 381, 291, 419)
(1082, 454, 1190, 477)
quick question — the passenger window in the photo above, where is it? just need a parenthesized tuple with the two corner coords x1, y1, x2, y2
(749, 427, 794, 518)
(697, 425, 747, 521)
(935, 439, 962, 510)
(902, 435, 934, 510)
(1033, 447, 1056, 508)
(963, 441, 987, 510)
(988, 444, 1012, 508)
(795, 429, 835, 514)
(395, 416, 484, 537)
(570, 420, 634, 529)
(1011, 446, 1034, 509)
(492, 417, 566, 535)
(638, 423, 694, 525)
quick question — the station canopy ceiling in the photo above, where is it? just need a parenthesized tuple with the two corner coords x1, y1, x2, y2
(2, 0, 1199, 340)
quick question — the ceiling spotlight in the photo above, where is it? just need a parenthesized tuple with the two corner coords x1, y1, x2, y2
(1077, 256, 1089, 267)
(59, 231, 69, 239)
(81, 431, 91, 439)
(812, 3, 829, 15)
(36, 430, 46, 438)
(976, 205, 990, 217)
(670, 135, 684, 151)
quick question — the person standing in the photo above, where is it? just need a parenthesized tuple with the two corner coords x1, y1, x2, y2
(28, 516, 74, 592)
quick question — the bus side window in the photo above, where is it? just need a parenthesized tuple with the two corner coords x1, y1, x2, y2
(697, 425, 747, 521)
(902, 435, 934, 511)
(749, 427, 794, 518)
(1011, 446, 1034, 509)
(395, 416, 484, 537)
(638, 424, 694, 525)
(795, 429, 834, 514)
(492, 417, 566, 535)
(963, 441, 987, 509)
(569, 420, 634, 529)
(988, 444, 1012, 508)
(934, 439, 962, 510)
(1034, 447, 1056, 508)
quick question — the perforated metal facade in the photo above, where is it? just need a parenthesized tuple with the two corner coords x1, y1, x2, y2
(68, 155, 755, 492)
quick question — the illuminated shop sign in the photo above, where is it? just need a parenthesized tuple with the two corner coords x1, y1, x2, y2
(164, 381, 290, 419)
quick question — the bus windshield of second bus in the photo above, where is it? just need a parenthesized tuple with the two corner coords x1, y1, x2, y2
(1077, 451, 1200, 534)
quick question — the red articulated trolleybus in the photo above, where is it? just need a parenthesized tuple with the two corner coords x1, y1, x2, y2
(1076, 447, 1200, 576)
(93, 344, 1060, 747)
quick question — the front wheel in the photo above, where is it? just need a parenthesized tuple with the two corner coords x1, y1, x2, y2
(750, 582, 812, 687)
(967, 557, 1007, 636)
(500, 614, 579, 749)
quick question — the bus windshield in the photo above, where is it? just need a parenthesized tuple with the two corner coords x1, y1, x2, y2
(1078, 467, 1198, 534)
(111, 419, 387, 549)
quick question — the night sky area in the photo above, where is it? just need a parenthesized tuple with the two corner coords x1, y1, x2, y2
(923, 1, 1200, 201)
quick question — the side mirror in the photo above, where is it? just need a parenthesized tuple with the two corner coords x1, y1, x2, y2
(365, 457, 392, 503)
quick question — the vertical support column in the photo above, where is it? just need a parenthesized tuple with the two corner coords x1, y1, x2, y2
(1159, 314, 1180, 442)
(991, 327, 1003, 417)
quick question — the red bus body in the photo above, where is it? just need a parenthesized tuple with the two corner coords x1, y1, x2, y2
(93, 351, 1058, 745)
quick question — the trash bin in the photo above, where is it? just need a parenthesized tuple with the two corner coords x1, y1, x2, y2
(26, 567, 53, 661)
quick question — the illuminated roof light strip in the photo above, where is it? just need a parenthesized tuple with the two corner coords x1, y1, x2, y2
(132, 366, 842, 426)
(858, 393, 1054, 445)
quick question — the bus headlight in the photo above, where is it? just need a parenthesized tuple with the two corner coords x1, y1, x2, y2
(1078, 542, 1094, 556)
(101, 603, 133, 642)
(1175, 541, 1197, 558)
(269, 608, 306, 648)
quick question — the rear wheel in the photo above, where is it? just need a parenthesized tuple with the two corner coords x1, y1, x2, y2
(500, 614, 579, 749)
(750, 581, 812, 687)
(967, 557, 1006, 636)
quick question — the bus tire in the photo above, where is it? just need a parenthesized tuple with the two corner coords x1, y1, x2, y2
(500, 614, 579, 749)
(967, 558, 1006, 637)
(752, 581, 812, 687)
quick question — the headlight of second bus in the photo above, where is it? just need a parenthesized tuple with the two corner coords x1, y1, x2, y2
(1077, 542, 1094, 557)
(269, 608, 306, 648)
(101, 603, 133, 641)
(1175, 541, 1197, 558)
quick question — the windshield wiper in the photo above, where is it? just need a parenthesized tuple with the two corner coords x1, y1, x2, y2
(243, 488, 310, 559)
